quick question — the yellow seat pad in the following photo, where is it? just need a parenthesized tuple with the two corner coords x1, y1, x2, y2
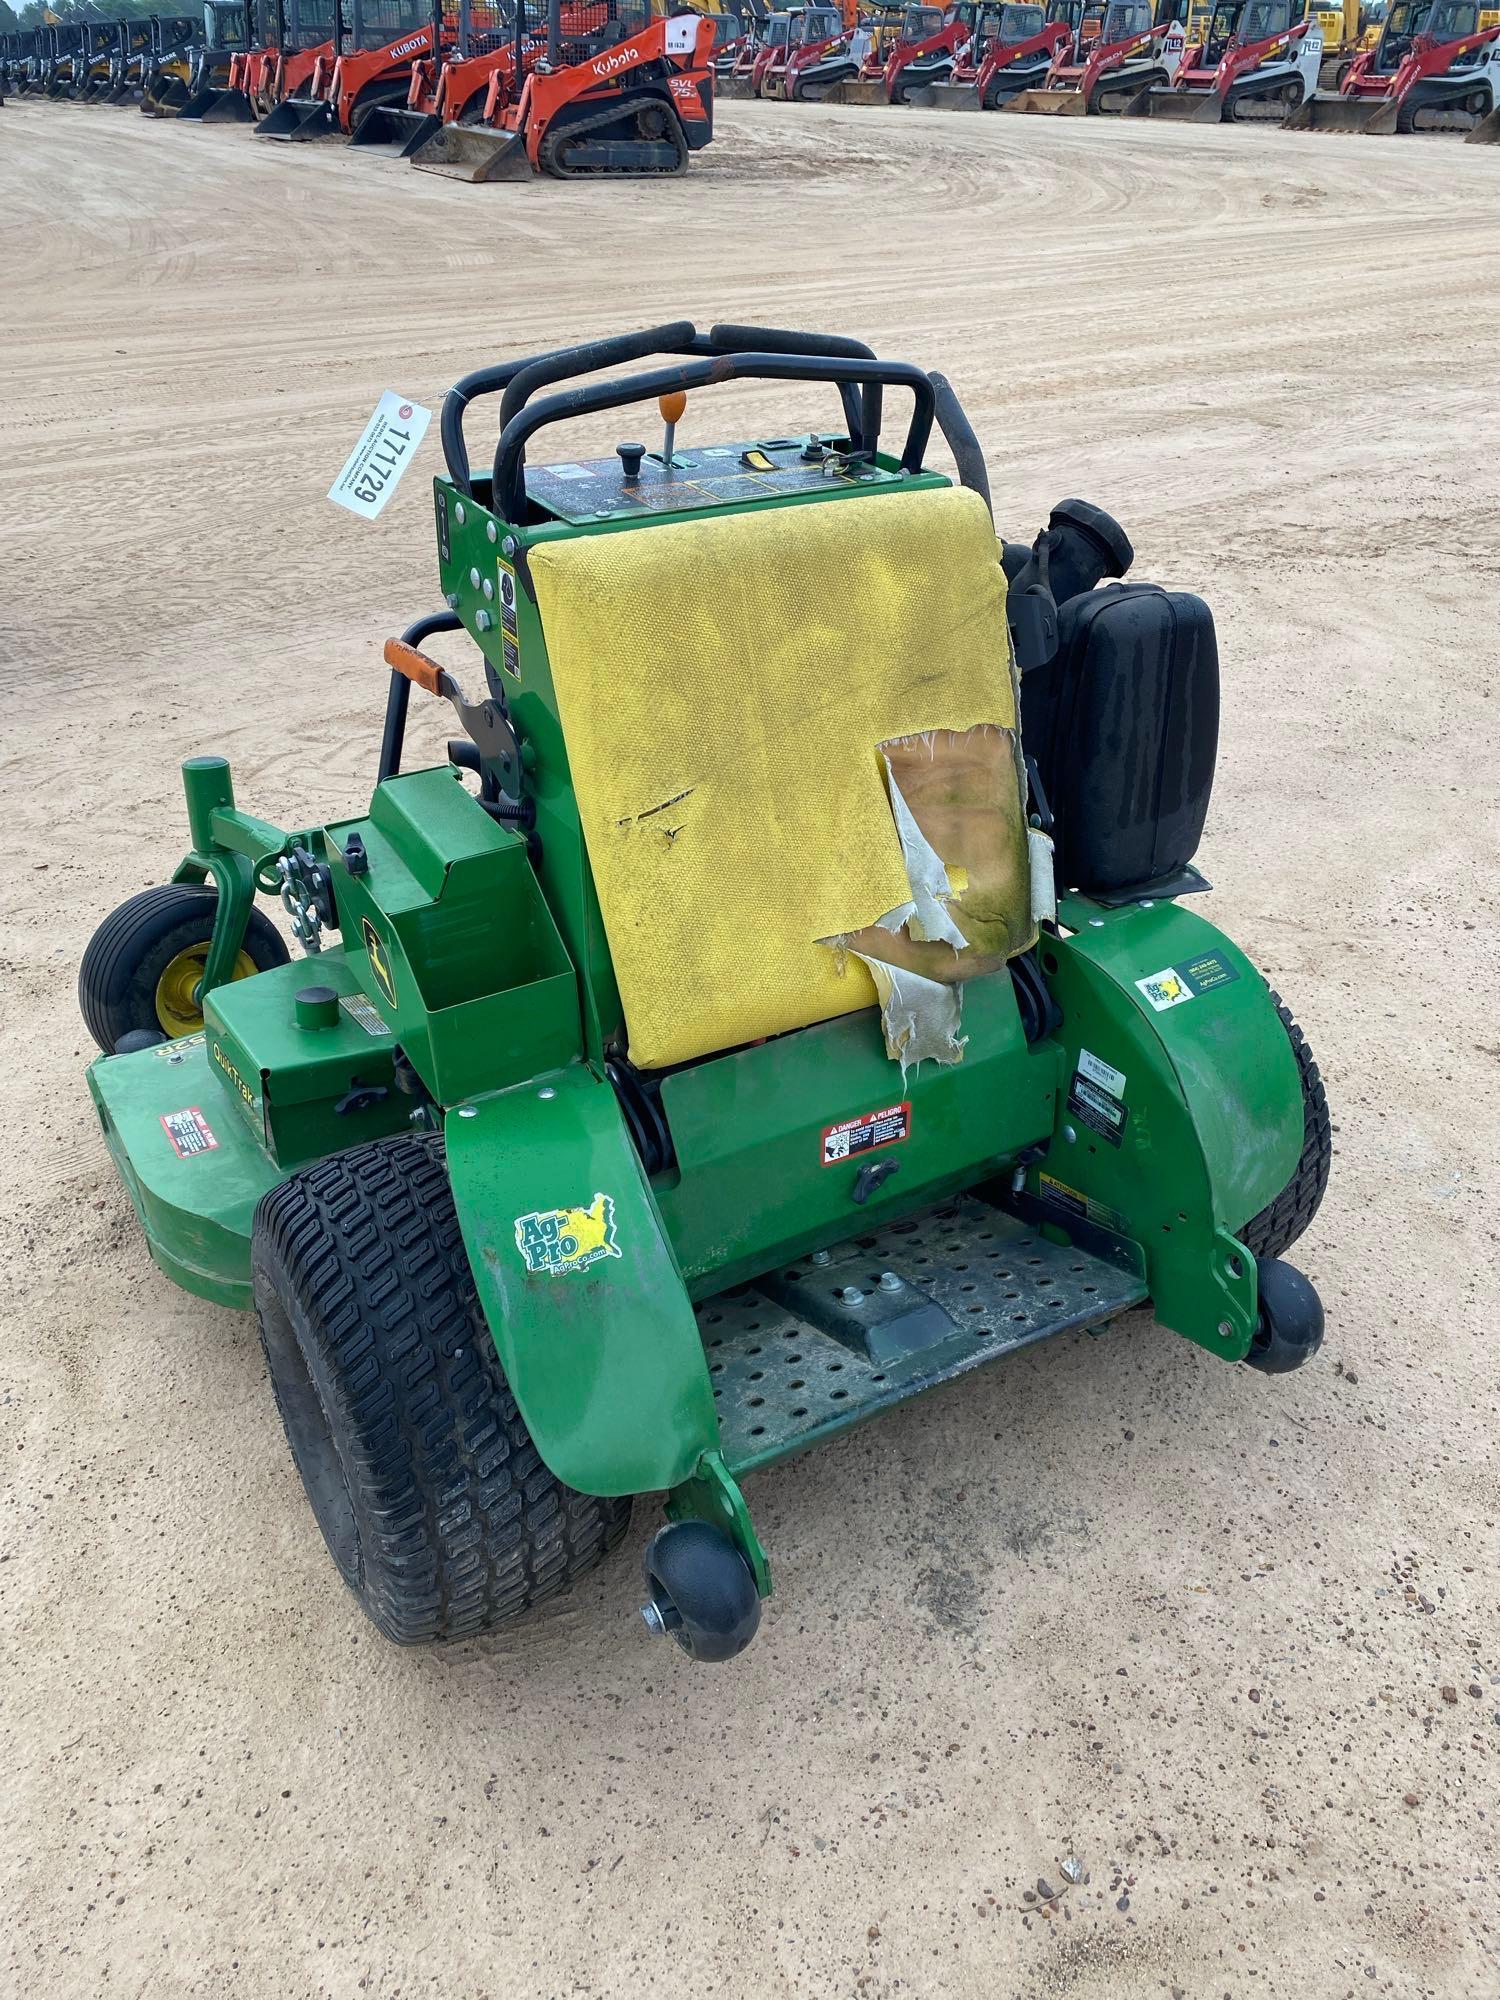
(529, 484, 1016, 1070)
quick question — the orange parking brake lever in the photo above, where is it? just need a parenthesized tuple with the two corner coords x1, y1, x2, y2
(384, 637, 447, 696)
(381, 635, 522, 795)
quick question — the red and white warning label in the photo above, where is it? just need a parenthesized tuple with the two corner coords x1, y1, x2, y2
(161, 1107, 218, 1158)
(820, 1101, 910, 1167)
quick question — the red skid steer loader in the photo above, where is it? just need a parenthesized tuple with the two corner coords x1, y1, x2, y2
(1288, 0, 1500, 127)
(1126, 0, 1325, 115)
(1004, 0, 1186, 109)
(925, 0, 1071, 105)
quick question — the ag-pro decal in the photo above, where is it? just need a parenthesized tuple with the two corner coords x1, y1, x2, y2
(515, 1193, 621, 1276)
(1136, 949, 1240, 1014)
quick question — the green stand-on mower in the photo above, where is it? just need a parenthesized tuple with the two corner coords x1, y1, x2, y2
(80, 321, 1331, 1665)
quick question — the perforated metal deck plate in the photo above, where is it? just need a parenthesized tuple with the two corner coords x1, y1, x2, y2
(698, 1196, 1148, 1474)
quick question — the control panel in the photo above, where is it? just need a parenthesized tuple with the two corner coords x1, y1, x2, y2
(523, 434, 904, 526)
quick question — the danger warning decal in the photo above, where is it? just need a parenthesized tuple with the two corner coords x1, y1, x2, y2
(161, 1107, 218, 1158)
(821, 1101, 910, 1167)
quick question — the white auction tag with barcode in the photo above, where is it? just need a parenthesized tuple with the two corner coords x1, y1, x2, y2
(328, 392, 432, 520)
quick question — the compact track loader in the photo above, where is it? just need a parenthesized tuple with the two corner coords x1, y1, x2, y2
(749, 2, 852, 94)
(404, 2, 715, 180)
(925, 2, 1071, 105)
(1126, 0, 1324, 114)
(140, 13, 204, 113)
(177, 0, 263, 119)
(1288, 0, 1500, 126)
(254, 0, 436, 138)
(81, 321, 1331, 1667)
(1004, 0, 1185, 110)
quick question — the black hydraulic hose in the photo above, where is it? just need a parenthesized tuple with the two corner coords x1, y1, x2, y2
(378, 609, 463, 784)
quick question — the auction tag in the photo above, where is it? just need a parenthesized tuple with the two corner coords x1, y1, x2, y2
(328, 392, 432, 520)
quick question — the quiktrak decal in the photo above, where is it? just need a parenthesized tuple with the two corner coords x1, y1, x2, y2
(515, 1193, 621, 1276)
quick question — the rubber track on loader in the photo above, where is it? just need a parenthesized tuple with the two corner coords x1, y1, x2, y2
(537, 97, 690, 177)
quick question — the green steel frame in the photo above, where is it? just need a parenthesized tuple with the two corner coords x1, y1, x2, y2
(85, 362, 1306, 1609)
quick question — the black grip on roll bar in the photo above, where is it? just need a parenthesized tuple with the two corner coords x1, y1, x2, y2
(442, 322, 701, 495)
(378, 608, 462, 786)
(497, 322, 706, 440)
(444, 320, 898, 494)
(708, 324, 879, 452)
(492, 355, 937, 527)
(928, 373, 991, 515)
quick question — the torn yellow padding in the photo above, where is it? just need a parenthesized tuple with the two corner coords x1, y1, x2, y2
(529, 486, 1017, 1070)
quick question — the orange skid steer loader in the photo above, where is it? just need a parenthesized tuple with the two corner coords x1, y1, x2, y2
(407, 0, 715, 177)
(255, 0, 438, 136)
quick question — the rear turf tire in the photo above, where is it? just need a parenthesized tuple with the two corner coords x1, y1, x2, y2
(1238, 994, 1331, 1261)
(79, 882, 289, 1053)
(252, 1133, 633, 1645)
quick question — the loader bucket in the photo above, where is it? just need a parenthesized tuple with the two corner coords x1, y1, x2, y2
(255, 93, 334, 139)
(1467, 101, 1500, 141)
(1124, 83, 1223, 118)
(1285, 88, 1384, 129)
(178, 85, 255, 121)
(349, 103, 441, 155)
(151, 76, 193, 115)
(1001, 85, 1087, 113)
(410, 121, 532, 181)
(824, 76, 890, 103)
(715, 75, 755, 98)
(924, 80, 984, 109)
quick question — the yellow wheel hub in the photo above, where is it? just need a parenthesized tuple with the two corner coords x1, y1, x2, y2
(154, 945, 259, 1038)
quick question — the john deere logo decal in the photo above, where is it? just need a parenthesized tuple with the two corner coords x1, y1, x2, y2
(361, 918, 397, 1007)
(515, 1193, 621, 1276)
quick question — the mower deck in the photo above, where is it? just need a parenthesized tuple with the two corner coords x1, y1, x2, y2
(701, 1197, 1146, 1475)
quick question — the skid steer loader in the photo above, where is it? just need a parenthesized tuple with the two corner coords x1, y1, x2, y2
(255, 0, 436, 138)
(140, 13, 203, 113)
(177, 0, 263, 118)
(102, 19, 155, 100)
(72, 20, 121, 99)
(751, 3, 851, 95)
(925, 1, 1070, 105)
(880, 0, 987, 99)
(814, 1, 924, 99)
(1288, 0, 1499, 127)
(408, 1, 715, 177)
(1004, 0, 1185, 108)
(347, 0, 619, 156)
(1125, 0, 1323, 114)
(80, 320, 1332, 1669)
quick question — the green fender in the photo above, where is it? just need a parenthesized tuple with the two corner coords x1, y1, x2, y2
(1036, 897, 1305, 1362)
(444, 1062, 719, 1496)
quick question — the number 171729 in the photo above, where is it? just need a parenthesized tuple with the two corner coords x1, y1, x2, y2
(353, 426, 413, 508)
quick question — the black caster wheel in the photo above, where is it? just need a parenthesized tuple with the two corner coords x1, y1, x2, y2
(114, 1028, 169, 1054)
(640, 1521, 761, 1663)
(1244, 1256, 1324, 1375)
(78, 883, 289, 1054)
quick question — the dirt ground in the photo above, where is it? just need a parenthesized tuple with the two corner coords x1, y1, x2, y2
(2, 93, 1499, 2000)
